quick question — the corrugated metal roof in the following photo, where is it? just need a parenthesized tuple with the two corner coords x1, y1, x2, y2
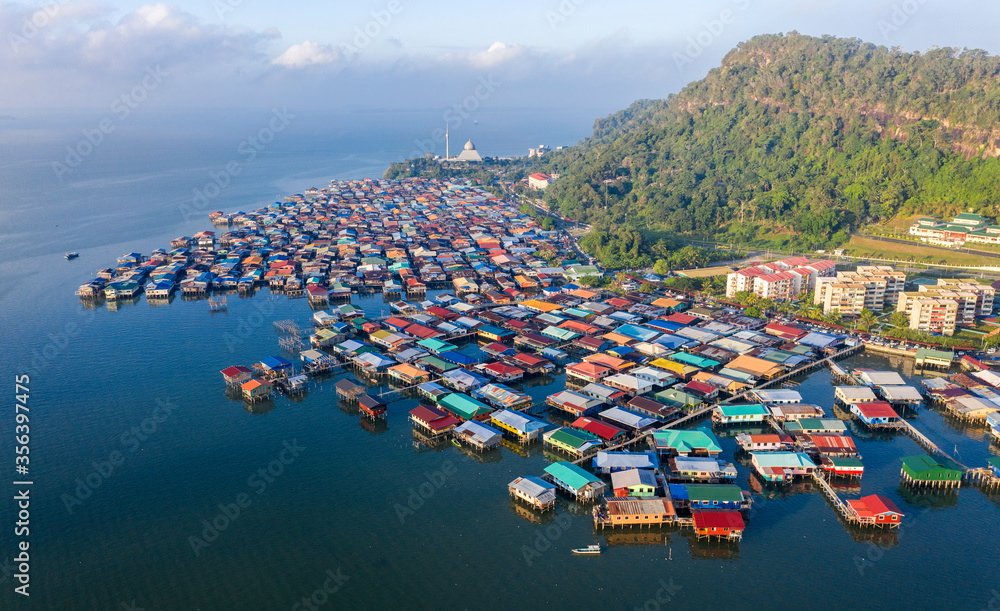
(592, 451, 656, 470)
(509, 476, 556, 501)
(454, 420, 501, 445)
(544, 462, 601, 490)
(598, 407, 657, 430)
(682, 484, 744, 502)
(751, 452, 814, 469)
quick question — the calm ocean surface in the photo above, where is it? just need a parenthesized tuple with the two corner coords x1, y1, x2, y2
(1, 109, 998, 610)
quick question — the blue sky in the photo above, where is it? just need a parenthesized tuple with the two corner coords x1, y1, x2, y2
(2, 0, 999, 112)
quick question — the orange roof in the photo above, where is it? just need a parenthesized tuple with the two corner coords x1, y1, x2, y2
(652, 297, 684, 308)
(520, 299, 563, 313)
(566, 362, 611, 377)
(600, 332, 635, 346)
(584, 354, 632, 370)
(846, 499, 874, 519)
(727, 354, 783, 377)
(389, 363, 428, 379)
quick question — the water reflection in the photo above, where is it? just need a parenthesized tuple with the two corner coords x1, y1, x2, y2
(359, 417, 389, 435)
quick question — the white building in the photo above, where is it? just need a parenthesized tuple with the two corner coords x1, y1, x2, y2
(726, 258, 835, 299)
(528, 173, 554, 190)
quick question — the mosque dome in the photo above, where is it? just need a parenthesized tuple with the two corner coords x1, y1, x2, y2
(464, 140, 476, 151)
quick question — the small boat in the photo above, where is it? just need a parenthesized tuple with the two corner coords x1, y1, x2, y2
(65, 252, 79, 260)
(571, 544, 601, 555)
(451, 439, 461, 448)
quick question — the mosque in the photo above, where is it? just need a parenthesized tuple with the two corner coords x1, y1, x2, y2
(441, 124, 483, 163)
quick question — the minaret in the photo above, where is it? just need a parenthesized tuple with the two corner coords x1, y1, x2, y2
(445, 122, 450, 160)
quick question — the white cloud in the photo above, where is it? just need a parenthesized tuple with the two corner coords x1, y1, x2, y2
(0, 5, 681, 112)
(272, 41, 340, 68)
(437, 40, 529, 69)
(1, 2, 274, 73)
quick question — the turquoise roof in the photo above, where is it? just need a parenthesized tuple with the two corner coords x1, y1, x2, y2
(544, 462, 600, 490)
(439, 393, 492, 420)
(652, 427, 721, 454)
(417, 338, 456, 352)
(670, 352, 720, 369)
(752, 452, 814, 469)
(716, 404, 768, 417)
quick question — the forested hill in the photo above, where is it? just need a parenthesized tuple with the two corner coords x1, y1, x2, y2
(539, 32, 1000, 258)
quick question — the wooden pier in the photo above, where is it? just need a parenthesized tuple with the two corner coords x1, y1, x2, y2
(811, 471, 852, 521)
(652, 344, 865, 436)
(829, 362, 860, 384)
(373, 377, 441, 400)
(898, 420, 967, 470)
(208, 296, 227, 312)
(965, 467, 1000, 490)
(279, 335, 305, 352)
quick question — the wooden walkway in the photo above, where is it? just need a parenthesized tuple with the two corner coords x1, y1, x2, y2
(373, 376, 442, 399)
(568, 434, 652, 466)
(811, 471, 851, 520)
(655, 343, 864, 433)
(898, 420, 969, 471)
(965, 467, 1000, 490)
(764, 416, 786, 435)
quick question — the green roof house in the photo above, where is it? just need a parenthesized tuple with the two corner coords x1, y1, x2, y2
(900, 455, 963, 489)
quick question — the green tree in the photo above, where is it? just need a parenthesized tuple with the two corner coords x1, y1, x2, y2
(889, 311, 910, 328)
(858, 308, 877, 331)
(528, 33, 1000, 256)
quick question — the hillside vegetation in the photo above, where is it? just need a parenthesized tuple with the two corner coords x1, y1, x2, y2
(538, 33, 1000, 259)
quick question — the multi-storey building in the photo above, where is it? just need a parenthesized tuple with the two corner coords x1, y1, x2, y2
(814, 265, 906, 314)
(815, 282, 867, 315)
(909, 213, 1000, 246)
(928, 279, 994, 317)
(895, 279, 995, 335)
(897, 294, 959, 336)
(726, 258, 836, 300)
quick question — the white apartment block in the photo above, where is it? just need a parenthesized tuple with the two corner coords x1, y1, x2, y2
(897, 293, 959, 336)
(814, 265, 906, 314)
(726, 258, 836, 300)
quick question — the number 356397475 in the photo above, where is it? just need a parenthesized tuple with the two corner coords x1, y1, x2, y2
(15, 375, 30, 468)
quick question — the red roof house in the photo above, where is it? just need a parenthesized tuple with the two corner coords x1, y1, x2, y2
(693, 511, 745, 539)
(846, 494, 904, 527)
(570, 416, 626, 442)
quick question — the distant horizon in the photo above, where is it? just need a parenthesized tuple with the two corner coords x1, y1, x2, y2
(7, 27, 998, 119)
(4, 0, 999, 112)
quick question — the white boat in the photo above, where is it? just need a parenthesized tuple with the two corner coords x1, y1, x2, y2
(571, 544, 601, 555)
(65, 252, 79, 260)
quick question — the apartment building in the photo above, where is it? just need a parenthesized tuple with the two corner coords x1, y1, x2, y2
(726, 258, 836, 299)
(814, 265, 906, 314)
(815, 282, 867, 315)
(928, 279, 994, 316)
(896, 293, 959, 336)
